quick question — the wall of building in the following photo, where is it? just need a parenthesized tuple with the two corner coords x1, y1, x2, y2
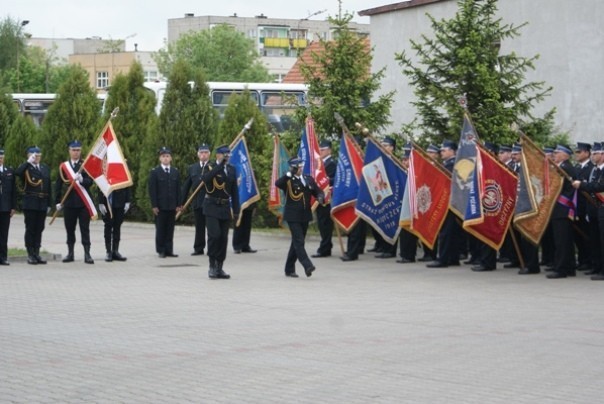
(366, 0, 604, 142)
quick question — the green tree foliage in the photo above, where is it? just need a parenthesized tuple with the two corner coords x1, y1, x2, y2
(0, 92, 38, 168)
(135, 59, 218, 220)
(154, 24, 272, 82)
(296, 3, 394, 138)
(396, 0, 554, 145)
(0, 16, 28, 90)
(103, 61, 159, 220)
(39, 65, 102, 178)
(217, 90, 273, 226)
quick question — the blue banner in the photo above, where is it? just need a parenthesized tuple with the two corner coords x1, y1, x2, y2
(355, 138, 407, 244)
(230, 136, 260, 226)
(450, 114, 479, 219)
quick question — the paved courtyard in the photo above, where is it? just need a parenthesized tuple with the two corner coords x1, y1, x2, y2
(2, 215, 604, 403)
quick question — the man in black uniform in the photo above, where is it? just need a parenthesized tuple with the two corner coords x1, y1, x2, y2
(313, 140, 336, 258)
(202, 145, 239, 279)
(572, 142, 594, 271)
(181, 144, 211, 256)
(276, 157, 324, 277)
(148, 147, 181, 258)
(55, 140, 95, 264)
(98, 187, 131, 262)
(0, 149, 17, 265)
(15, 146, 52, 265)
(547, 144, 578, 279)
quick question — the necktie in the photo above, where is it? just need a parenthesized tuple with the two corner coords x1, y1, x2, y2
(165, 167, 169, 174)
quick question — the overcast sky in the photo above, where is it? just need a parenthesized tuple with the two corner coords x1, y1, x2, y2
(5, 0, 393, 51)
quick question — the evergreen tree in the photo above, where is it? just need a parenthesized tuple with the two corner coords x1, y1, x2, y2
(39, 65, 102, 178)
(396, 0, 554, 145)
(217, 90, 272, 226)
(296, 2, 393, 138)
(0, 92, 38, 168)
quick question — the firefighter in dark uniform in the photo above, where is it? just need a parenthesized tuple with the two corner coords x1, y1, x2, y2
(202, 145, 239, 279)
(181, 144, 212, 256)
(15, 146, 52, 265)
(548, 144, 578, 279)
(98, 187, 131, 262)
(313, 140, 336, 258)
(0, 148, 17, 265)
(148, 147, 181, 258)
(572, 142, 594, 271)
(55, 140, 95, 264)
(276, 157, 324, 277)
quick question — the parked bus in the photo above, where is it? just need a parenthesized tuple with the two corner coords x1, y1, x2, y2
(11, 93, 108, 128)
(143, 81, 308, 132)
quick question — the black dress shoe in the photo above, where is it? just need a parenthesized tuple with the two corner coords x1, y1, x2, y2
(340, 255, 357, 262)
(518, 268, 540, 275)
(418, 256, 434, 262)
(375, 253, 395, 259)
(233, 249, 242, 254)
(285, 273, 299, 278)
(304, 265, 315, 277)
(0, 260, 9, 266)
(463, 259, 478, 265)
(396, 258, 415, 263)
(311, 253, 330, 258)
(367, 247, 379, 253)
(591, 274, 604, 281)
(547, 272, 567, 279)
(576, 263, 591, 271)
(165, 253, 179, 258)
(503, 262, 520, 269)
(585, 269, 598, 275)
(242, 248, 257, 253)
(544, 266, 555, 272)
(105, 252, 113, 262)
(426, 261, 447, 268)
(158, 253, 166, 258)
(471, 265, 495, 272)
(191, 250, 204, 256)
(112, 252, 127, 261)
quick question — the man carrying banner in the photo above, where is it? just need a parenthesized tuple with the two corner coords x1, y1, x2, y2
(313, 140, 336, 258)
(98, 187, 131, 262)
(55, 140, 96, 264)
(276, 157, 324, 277)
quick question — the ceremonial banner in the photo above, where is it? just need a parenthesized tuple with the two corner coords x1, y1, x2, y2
(450, 114, 479, 219)
(229, 135, 261, 227)
(331, 133, 364, 232)
(403, 147, 451, 249)
(298, 117, 331, 207)
(355, 138, 407, 244)
(513, 134, 564, 245)
(268, 136, 290, 225)
(82, 121, 133, 197)
(463, 145, 518, 250)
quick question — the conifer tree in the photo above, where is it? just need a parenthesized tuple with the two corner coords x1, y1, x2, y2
(396, 0, 554, 144)
(0, 92, 38, 168)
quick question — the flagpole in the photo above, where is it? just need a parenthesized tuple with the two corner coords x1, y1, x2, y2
(334, 223, 346, 257)
(49, 108, 119, 225)
(354, 122, 406, 171)
(177, 118, 254, 220)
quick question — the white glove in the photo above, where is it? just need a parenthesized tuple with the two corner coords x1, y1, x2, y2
(28, 154, 36, 164)
(286, 171, 292, 178)
(73, 173, 83, 183)
(55, 203, 63, 212)
(98, 204, 107, 215)
(47, 207, 51, 214)
(124, 202, 131, 213)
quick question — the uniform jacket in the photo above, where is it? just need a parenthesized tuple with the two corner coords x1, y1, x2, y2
(324, 156, 337, 187)
(275, 173, 324, 223)
(0, 165, 17, 212)
(575, 160, 594, 216)
(552, 160, 578, 219)
(15, 162, 52, 211)
(443, 157, 456, 173)
(55, 160, 94, 208)
(181, 161, 212, 210)
(148, 165, 181, 210)
(201, 161, 239, 220)
(98, 187, 131, 209)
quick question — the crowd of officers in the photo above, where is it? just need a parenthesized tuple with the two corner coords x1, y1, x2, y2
(2, 136, 603, 282)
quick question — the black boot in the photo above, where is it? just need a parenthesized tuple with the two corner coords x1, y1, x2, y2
(208, 258, 219, 279)
(105, 251, 113, 262)
(62, 244, 74, 263)
(216, 261, 230, 279)
(35, 248, 47, 264)
(84, 246, 94, 264)
(27, 247, 38, 265)
(112, 241, 127, 261)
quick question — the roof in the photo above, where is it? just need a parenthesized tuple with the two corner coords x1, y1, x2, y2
(358, 0, 451, 17)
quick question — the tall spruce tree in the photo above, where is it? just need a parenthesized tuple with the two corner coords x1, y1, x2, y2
(296, 2, 393, 138)
(0, 92, 38, 168)
(396, 0, 554, 145)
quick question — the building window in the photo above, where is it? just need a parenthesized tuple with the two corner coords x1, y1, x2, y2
(144, 70, 159, 82)
(96, 71, 109, 89)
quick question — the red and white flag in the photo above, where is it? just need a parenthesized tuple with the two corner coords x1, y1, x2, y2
(82, 121, 133, 197)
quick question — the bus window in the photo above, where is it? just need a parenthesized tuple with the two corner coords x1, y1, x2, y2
(23, 98, 55, 127)
(261, 91, 305, 132)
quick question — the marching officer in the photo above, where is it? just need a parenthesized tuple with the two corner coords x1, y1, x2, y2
(202, 145, 239, 279)
(148, 147, 181, 258)
(313, 140, 336, 258)
(0, 149, 17, 265)
(181, 144, 212, 256)
(98, 187, 131, 262)
(15, 146, 52, 265)
(275, 157, 325, 278)
(55, 140, 95, 264)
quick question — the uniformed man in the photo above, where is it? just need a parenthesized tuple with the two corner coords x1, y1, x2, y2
(55, 140, 95, 264)
(148, 147, 181, 258)
(572, 142, 594, 271)
(15, 146, 52, 265)
(539, 146, 556, 267)
(202, 145, 239, 279)
(98, 187, 131, 262)
(313, 140, 336, 258)
(275, 157, 325, 277)
(181, 144, 211, 256)
(0, 149, 17, 265)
